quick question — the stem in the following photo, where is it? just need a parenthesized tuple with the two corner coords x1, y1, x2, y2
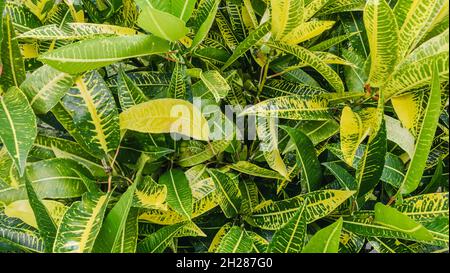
(256, 60, 270, 101)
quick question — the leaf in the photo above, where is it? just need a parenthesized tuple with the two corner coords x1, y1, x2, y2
(322, 162, 358, 191)
(199, 70, 231, 102)
(0, 87, 37, 176)
(0, 158, 88, 205)
(257, 115, 289, 178)
(20, 65, 75, 114)
(215, 226, 253, 253)
(363, 0, 399, 87)
(208, 222, 232, 252)
(207, 169, 242, 218)
(222, 22, 271, 70)
(138, 191, 218, 225)
(191, 0, 220, 48)
(302, 217, 343, 253)
(229, 161, 285, 180)
(31, 135, 105, 177)
(168, 62, 187, 99)
(395, 192, 449, 221)
(374, 203, 434, 241)
(356, 118, 387, 197)
(93, 183, 137, 253)
(0, 13, 25, 89)
(159, 169, 193, 219)
(270, 0, 304, 40)
(399, 62, 442, 194)
(119, 98, 210, 141)
(0, 209, 44, 253)
(4, 200, 67, 229)
(384, 115, 415, 159)
(117, 69, 148, 111)
(280, 126, 322, 192)
(239, 180, 259, 214)
(136, 221, 205, 253)
(245, 190, 355, 230)
(340, 106, 365, 166)
(53, 192, 110, 253)
(383, 52, 448, 99)
(133, 176, 167, 210)
(267, 41, 345, 93)
(171, 0, 197, 22)
(38, 34, 170, 74)
(178, 140, 230, 167)
(266, 202, 308, 253)
(17, 23, 138, 40)
(136, 0, 189, 42)
(24, 175, 57, 252)
(282, 21, 335, 45)
(396, 0, 447, 58)
(58, 71, 120, 159)
(240, 95, 330, 120)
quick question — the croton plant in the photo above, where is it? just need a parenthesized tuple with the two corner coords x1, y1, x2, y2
(0, 0, 448, 253)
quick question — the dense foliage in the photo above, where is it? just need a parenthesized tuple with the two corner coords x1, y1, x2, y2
(0, 0, 448, 253)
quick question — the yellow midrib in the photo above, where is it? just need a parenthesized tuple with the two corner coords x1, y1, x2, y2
(78, 195, 108, 252)
(0, 97, 20, 170)
(76, 77, 109, 155)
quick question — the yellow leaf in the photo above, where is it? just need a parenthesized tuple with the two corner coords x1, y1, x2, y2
(119, 99, 210, 141)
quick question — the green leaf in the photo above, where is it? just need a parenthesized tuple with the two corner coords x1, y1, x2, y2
(17, 23, 138, 40)
(158, 169, 193, 219)
(0, 159, 88, 205)
(374, 203, 434, 241)
(136, 221, 205, 253)
(207, 169, 242, 218)
(20, 65, 75, 114)
(364, 0, 399, 87)
(240, 95, 330, 120)
(168, 62, 188, 99)
(222, 22, 270, 70)
(133, 176, 167, 210)
(395, 193, 449, 221)
(58, 71, 120, 160)
(191, 0, 220, 48)
(0, 13, 25, 89)
(119, 98, 210, 141)
(399, 62, 442, 194)
(267, 202, 308, 253)
(135, 0, 189, 42)
(270, 0, 304, 40)
(257, 115, 289, 178)
(281, 126, 322, 192)
(117, 69, 148, 111)
(302, 217, 343, 253)
(239, 180, 259, 214)
(229, 161, 285, 180)
(0, 209, 44, 253)
(39, 34, 170, 74)
(53, 192, 110, 253)
(215, 226, 253, 253)
(0, 87, 37, 176)
(3, 199, 67, 229)
(24, 175, 57, 252)
(268, 41, 345, 93)
(93, 183, 137, 253)
(171, 0, 197, 22)
(199, 70, 231, 102)
(245, 190, 355, 230)
(322, 162, 358, 191)
(177, 140, 230, 167)
(396, 0, 447, 58)
(356, 118, 387, 197)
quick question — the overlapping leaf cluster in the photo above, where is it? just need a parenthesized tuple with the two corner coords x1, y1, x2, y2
(0, 0, 448, 253)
